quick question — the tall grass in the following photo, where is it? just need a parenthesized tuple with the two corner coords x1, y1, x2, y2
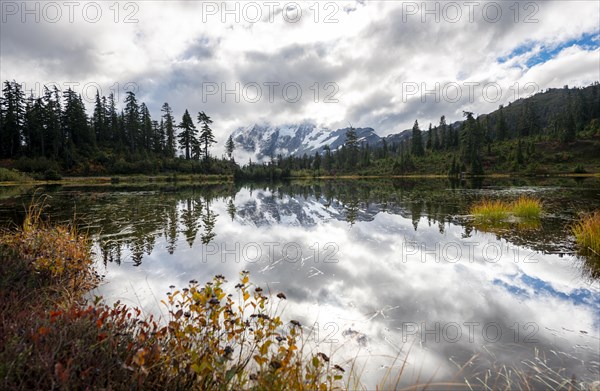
(572, 211, 600, 257)
(471, 196, 543, 222)
(512, 195, 543, 218)
(470, 200, 511, 221)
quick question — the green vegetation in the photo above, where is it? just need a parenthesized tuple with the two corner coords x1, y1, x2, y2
(0, 204, 346, 390)
(2, 81, 599, 179)
(0, 167, 32, 182)
(471, 196, 543, 222)
(470, 199, 511, 222)
(512, 195, 543, 218)
(0, 81, 236, 177)
(573, 211, 600, 257)
(238, 84, 600, 179)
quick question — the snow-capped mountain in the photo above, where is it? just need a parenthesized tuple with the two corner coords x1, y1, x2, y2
(228, 120, 466, 160)
(230, 123, 384, 160)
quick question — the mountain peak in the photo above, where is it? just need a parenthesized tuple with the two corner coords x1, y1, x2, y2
(230, 123, 381, 160)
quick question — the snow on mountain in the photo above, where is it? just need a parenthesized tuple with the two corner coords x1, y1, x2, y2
(230, 122, 381, 160)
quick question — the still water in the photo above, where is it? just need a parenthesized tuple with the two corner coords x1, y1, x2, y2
(1, 178, 599, 386)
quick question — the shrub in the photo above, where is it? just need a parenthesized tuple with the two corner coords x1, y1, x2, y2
(43, 169, 62, 181)
(0, 167, 32, 182)
(14, 156, 61, 173)
(0, 202, 344, 390)
(573, 164, 587, 174)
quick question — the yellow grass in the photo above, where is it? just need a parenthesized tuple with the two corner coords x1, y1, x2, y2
(470, 200, 511, 221)
(511, 196, 543, 218)
(573, 211, 600, 256)
(471, 196, 543, 223)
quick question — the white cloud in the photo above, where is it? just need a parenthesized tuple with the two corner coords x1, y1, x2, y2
(1, 0, 599, 149)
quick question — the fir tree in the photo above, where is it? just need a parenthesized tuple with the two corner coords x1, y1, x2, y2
(177, 109, 197, 160)
(411, 120, 424, 156)
(197, 111, 216, 161)
(225, 135, 235, 160)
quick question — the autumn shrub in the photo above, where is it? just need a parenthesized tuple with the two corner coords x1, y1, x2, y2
(0, 201, 344, 389)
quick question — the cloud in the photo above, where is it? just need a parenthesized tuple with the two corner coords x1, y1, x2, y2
(1, 0, 599, 151)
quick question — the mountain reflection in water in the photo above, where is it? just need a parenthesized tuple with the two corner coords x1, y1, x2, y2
(0, 177, 598, 386)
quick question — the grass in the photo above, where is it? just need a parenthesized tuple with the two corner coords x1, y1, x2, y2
(572, 211, 600, 257)
(470, 199, 511, 222)
(471, 196, 543, 223)
(512, 195, 543, 218)
(0, 167, 32, 182)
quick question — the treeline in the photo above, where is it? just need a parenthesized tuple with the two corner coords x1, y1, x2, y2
(0, 80, 236, 176)
(2, 80, 599, 179)
(237, 83, 600, 178)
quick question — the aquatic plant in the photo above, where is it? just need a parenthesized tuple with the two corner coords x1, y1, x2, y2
(511, 195, 543, 219)
(573, 211, 600, 257)
(470, 199, 511, 222)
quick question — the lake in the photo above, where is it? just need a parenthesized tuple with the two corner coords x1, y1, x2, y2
(1, 177, 599, 388)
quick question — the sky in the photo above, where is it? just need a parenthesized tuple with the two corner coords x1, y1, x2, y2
(1, 0, 599, 149)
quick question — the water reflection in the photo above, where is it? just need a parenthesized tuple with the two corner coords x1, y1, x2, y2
(0, 178, 599, 387)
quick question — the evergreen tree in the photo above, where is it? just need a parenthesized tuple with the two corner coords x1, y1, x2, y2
(0, 81, 25, 158)
(43, 86, 63, 159)
(124, 91, 140, 152)
(345, 126, 359, 168)
(23, 93, 45, 157)
(197, 111, 216, 161)
(62, 89, 92, 151)
(106, 92, 119, 147)
(323, 145, 332, 171)
(561, 106, 576, 142)
(314, 151, 321, 171)
(177, 109, 197, 160)
(439, 116, 447, 150)
(495, 105, 508, 141)
(381, 138, 389, 158)
(151, 120, 162, 154)
(432, 126, 440, 150)
(161, 102, 176, 158)
(411, 120, 424, 156)
(460, 111, 483, 175)
(139, 103, 153, 152)
(225, 135, 235, 160)
(426, 123, 433, 151)
(345, 126, 359, 151)
(92, 90, 108, 146)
